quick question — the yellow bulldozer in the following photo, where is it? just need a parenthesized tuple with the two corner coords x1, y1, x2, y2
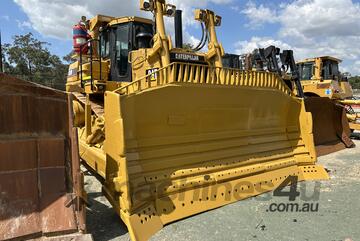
(297, 56, 352, 99)
(66, 1, 329, 240)
(297, 56, 360, 131)
(224, 48, 355, 156)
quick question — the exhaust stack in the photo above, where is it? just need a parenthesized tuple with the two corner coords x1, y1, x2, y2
(175, 10, 183, 48)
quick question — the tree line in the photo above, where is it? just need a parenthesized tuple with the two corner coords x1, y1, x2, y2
(1, 33, 72, 90)
(348, 76, 360, 90)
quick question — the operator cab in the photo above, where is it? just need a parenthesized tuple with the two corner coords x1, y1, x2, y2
(297, 56, 342, 82)
(99, 17, 153, 82)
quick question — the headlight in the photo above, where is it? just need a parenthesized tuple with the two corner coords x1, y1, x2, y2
(165, 4, 176, 17)
(215, 15, 222, 26)
(140, 0, 154, 11)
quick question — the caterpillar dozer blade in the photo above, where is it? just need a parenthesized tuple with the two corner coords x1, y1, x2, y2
(304, 97, 354, 156)
(90, 64, 328, 241)
(0, 73, 91, 241)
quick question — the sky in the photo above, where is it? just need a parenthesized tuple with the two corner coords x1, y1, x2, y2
(1, 0, 360, 75)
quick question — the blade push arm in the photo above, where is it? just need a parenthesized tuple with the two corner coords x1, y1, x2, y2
(195, 9, 224, 68)
(140, 0, 175, 67)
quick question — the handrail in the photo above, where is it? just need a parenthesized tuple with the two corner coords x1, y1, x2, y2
(79, 39, 102, 91)
(114, 62, 292, 96)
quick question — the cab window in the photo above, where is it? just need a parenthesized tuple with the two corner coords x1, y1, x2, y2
(298, 62, 314, 80)
(322, 60, 339, 80)
(100, 30, 110, 58)
(115, 25, 129, 76)
(133, 22, 153, 50)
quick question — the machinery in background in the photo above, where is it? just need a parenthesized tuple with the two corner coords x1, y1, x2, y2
(297, 56, 360, 131)
(66, 1, 329, 240)
(232, 47, 354, 156)
(222, 53, 242, 69)
(297, 56, 352, 98)
(0, 73, 90, 241)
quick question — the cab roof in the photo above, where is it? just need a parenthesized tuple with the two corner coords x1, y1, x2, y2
(89, 15, 152, 31)
(109, 16, 153, 26)
(297, 56, 342, 64)
(89, 14, 153, 32)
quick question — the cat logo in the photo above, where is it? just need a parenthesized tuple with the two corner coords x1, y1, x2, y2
(146, 68, 159, 81)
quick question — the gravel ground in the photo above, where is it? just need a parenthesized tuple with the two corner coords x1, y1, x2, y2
(84, 138, 360, 241)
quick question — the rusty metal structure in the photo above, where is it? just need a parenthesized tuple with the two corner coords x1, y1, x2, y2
(0, 73, 90, 240)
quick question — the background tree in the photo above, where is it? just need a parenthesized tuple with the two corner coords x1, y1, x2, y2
(349, 76, 360, 90)
(3, 33, 68, 90)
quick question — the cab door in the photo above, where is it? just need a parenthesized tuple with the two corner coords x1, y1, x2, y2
(110, 24, 132, 82)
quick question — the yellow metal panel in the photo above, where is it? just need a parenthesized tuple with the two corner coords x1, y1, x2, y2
(298, 165, 329, 180)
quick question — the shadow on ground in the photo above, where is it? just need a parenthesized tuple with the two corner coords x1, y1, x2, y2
(84, 171, 130, 241)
